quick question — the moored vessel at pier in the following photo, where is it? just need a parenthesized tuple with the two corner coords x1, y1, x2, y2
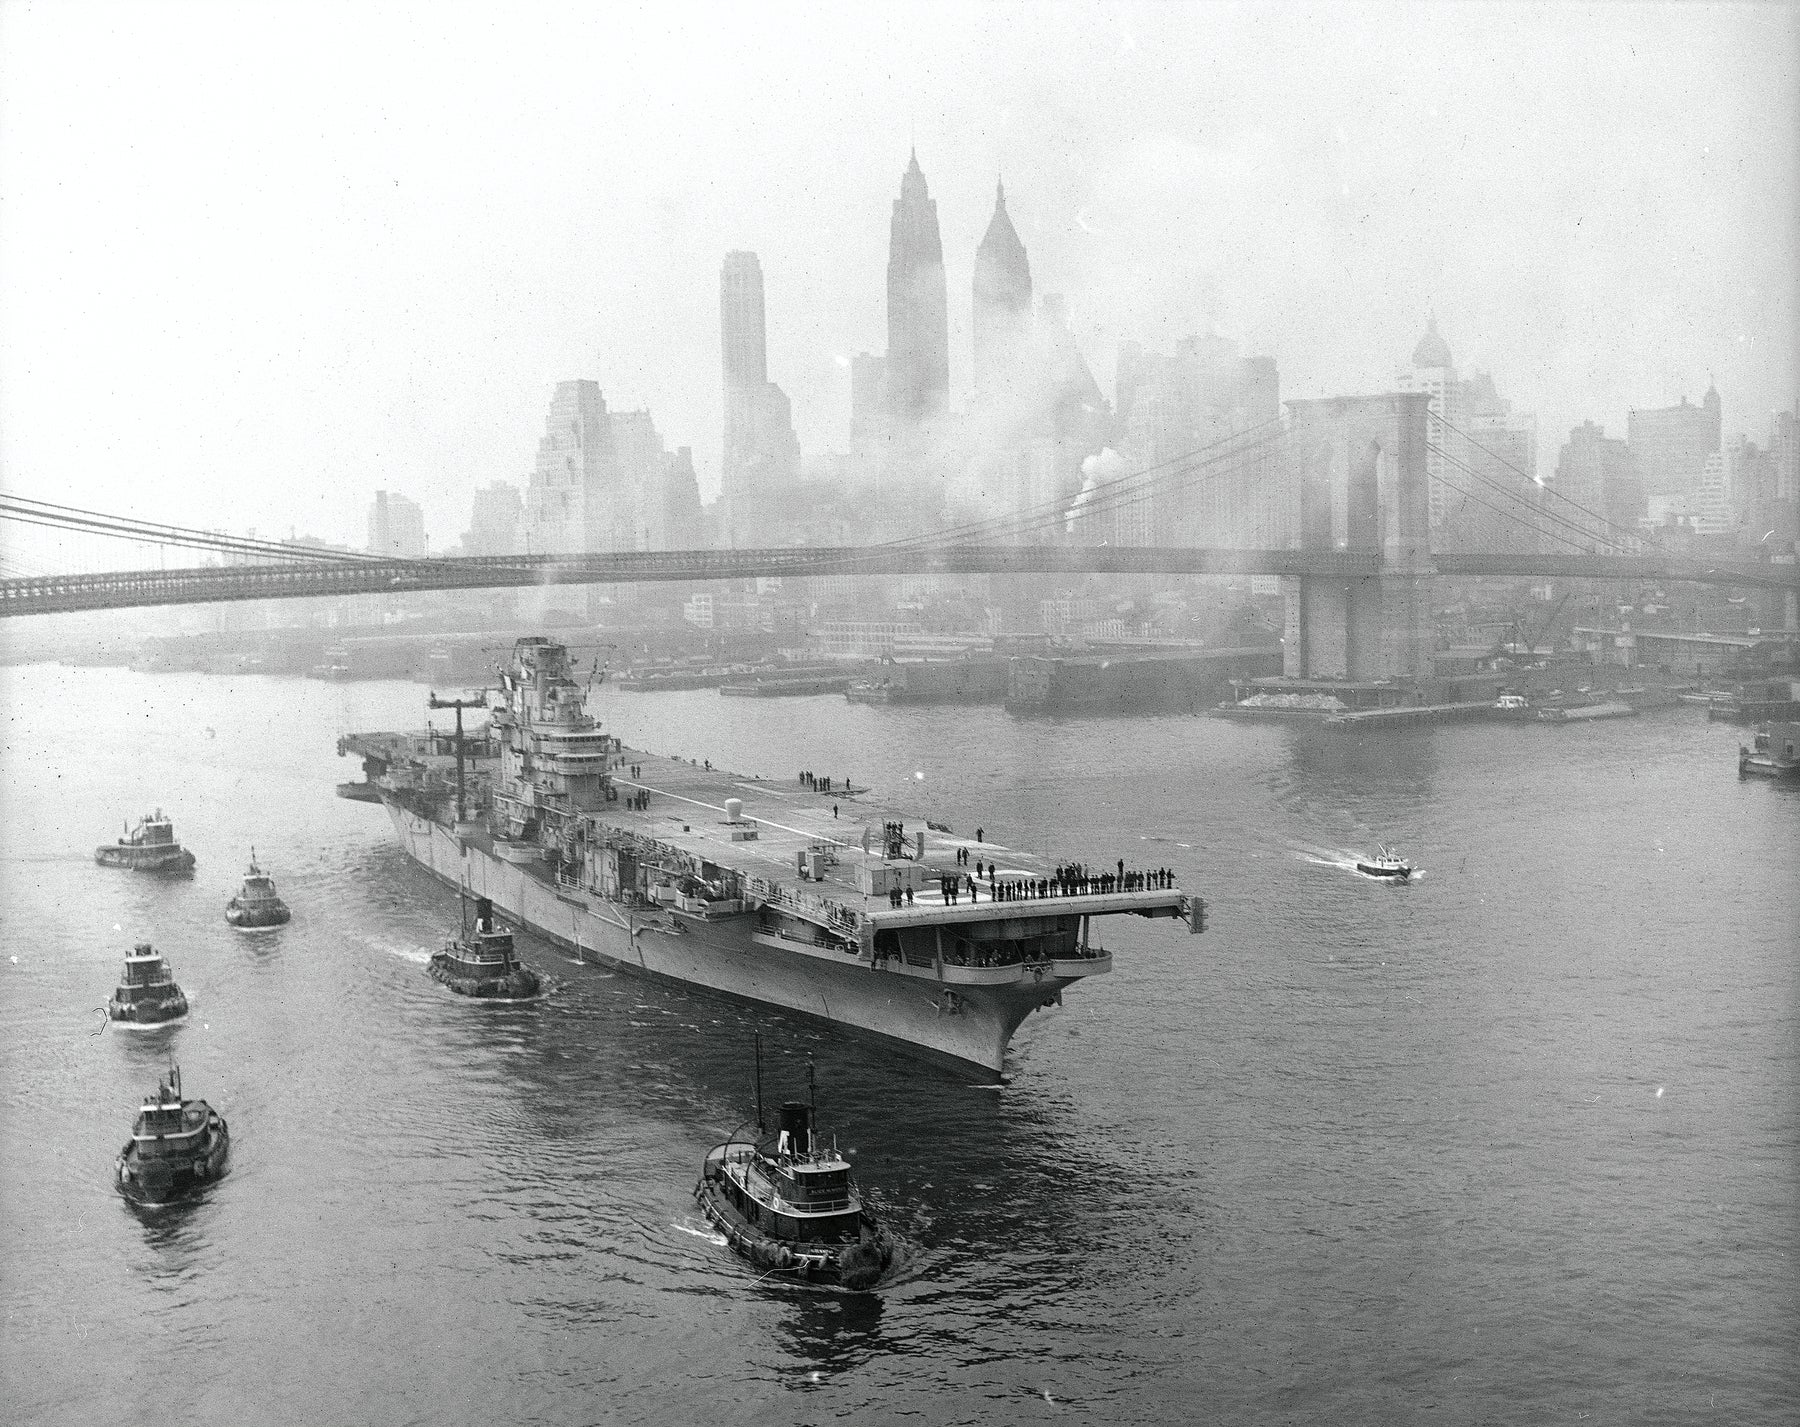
(1739, 721, 1800, 779)
(108, 943, 190, 1027)
(225, 851, 291, 928)
(338, 637, 1206, 1078)
(95, 811, 195, 874)
(115, 1065, 229, 1205)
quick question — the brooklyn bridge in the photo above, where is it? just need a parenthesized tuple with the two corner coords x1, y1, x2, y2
(6, 395, 1795, 681)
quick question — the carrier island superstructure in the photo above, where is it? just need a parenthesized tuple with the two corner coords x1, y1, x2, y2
(339, 637, 1205, 1077)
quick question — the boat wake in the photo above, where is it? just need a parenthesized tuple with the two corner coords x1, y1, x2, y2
(671, 1218, 728, 1247)
(1292, 843, 1425, 883)
(368, 938, 434, 965)
(109, 1014, 190, 1032)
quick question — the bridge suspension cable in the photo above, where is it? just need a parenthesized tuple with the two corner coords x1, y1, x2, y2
(0, 494, 399, 566)
(867, 417, 1288, 556)
(1426, 454, 1601, 557)
(1434, 414, 1674, 556)
(1426, 440, 1641, 556)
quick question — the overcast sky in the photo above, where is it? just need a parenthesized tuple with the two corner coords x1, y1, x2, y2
(2, 1, 1795, 557)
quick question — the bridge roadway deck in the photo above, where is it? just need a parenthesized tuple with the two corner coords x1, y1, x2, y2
(3, 545, 1794, 617)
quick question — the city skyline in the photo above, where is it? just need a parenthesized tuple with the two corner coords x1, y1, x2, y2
(1, 3, 1794, 553)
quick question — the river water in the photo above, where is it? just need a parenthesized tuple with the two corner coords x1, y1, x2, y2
(2, 662, 1795, 1425)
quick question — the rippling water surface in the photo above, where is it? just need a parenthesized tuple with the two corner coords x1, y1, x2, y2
(2, 664, 1795, 1424)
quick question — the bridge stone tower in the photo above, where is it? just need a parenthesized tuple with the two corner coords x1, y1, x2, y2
(1282, 392, 1435, 681)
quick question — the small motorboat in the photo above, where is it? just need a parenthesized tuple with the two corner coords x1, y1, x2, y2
(115, 1065, 229, 1205)
(695, 1047, 893, 1291)
(225, 850, 291, 929)
(1356, 846, 1413, 880)
(107, 943, 190, 1028)
(95, 811, 195, 874)
(429, 894, 541, 999)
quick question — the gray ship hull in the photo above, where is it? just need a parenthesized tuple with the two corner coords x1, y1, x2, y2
(384, 802, 1080, 1078)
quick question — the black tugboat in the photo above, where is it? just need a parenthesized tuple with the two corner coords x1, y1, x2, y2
(224, 850, 291, 928)
(107, 943, 190, 1027)
(115, 1065, 229, 1205)
(695, 1049, 893, 1290)
(429, 894, 542, 999)
(95, 811, 196, 874)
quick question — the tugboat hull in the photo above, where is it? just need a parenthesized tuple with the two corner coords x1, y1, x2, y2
(225, 902, 291, 929)
(107, 992, 189, 1028)
(116, 1118, 229, 1205)
(95, 846, 196, 874)
(695, 1161, 891, 1290)
(427, 956, 541, 1000)
(1356, 863, 1412, 880)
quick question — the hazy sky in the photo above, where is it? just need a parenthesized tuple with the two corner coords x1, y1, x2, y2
(2, 1, 1796, 556)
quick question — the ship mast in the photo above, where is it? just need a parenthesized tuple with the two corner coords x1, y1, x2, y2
(427, 691, 485, 823)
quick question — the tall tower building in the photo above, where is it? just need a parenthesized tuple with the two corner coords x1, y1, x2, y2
(721, 251, 768, 474)
(972, 178, 1032, 401)
(1395, 317, 1466, 531)
(523, 380, 617, 554)
(718, 251, 798, 542)
(885, 150, 949, 428)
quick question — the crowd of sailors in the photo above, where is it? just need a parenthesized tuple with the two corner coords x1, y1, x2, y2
(797, 770, 845, 794)
(895, 860, 1175, 908)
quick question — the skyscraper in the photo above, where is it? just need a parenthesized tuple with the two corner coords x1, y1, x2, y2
(1112, 334, 1280, 547)
(1553, 421, 1644, 542)
(885, 150, 949, 428)
(1395, 317, 1466, 531)
(367, 490, 426, 558)
(1627, 387, 1721, 501)
(523, 380, 616, 554)
(462, 480, 522, 556)
(972, 178, 1032, 402)
(720, 250, 767, 492)
(719, 251, 798, 542)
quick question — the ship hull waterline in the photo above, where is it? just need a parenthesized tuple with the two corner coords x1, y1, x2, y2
(382, 801, 1078, 1079)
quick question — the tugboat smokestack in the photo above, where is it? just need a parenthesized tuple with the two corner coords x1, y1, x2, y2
(778, 1101, 810, 1157)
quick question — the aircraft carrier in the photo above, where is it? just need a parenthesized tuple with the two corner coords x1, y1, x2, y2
(338, 636, 1205, 1078)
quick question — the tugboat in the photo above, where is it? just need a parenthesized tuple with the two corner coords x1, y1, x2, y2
(107, 943, 190, 1027)
(1739, 721, 1800, 779)
(224, 850, 291, 929)
(695, 1049, 893, 1291)
(95, 811, 196, 874)
(1355, 846, 1414, 881)
(428, 894, 542, 999)
(115, 1065, 229, 1205)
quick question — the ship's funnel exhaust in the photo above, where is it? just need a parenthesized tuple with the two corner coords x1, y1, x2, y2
(778, 1100, 810, 1156)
